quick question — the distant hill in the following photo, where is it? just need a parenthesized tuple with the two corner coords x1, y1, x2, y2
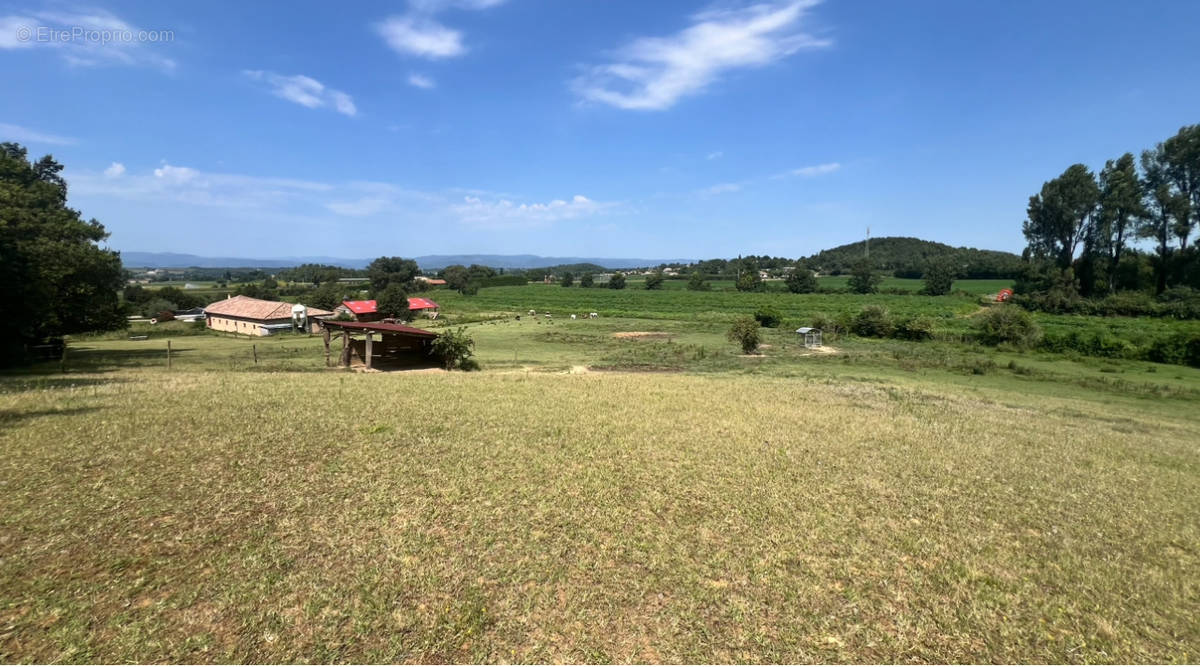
(798, 237, 1022, 279)
(119, 252, 693, 271)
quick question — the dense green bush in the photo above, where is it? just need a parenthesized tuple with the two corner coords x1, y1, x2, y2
(785, 270, 817, 294)
(430, 327, 477, 370)
(727, 316, 761, 353)
(851, 305, 895, 338)
(895, 316, 936, 341)
(753, 305, 783, 328)
(1147, 333, 1200, 367)
(973, 306, 1042, 348)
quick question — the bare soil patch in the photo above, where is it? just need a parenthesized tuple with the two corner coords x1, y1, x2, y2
(611, 331, 672, 340)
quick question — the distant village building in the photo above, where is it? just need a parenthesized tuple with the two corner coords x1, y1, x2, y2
(204, 295, 332, 336)
(415, 276, 447, 287)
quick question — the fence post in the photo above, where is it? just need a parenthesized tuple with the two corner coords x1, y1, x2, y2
(167, 339, 172, 369)
(253, 344, 258, 365)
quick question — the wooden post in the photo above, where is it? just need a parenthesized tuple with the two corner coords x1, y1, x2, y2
(365, 332, 374, 369)
(60, 340, 67, 374)
(253, 344, 258, 365)
(167, 339, 172, 369)
(341, 331, 349, 367)
(323, 326, 331, 367)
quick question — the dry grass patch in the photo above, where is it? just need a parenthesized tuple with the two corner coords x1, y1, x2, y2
(0, 369, 1197, 662)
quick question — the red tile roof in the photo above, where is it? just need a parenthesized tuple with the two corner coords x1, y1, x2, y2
(342, 298, 440, 313)
(408, 297, 439, 310)
(205, 295, 333, 321)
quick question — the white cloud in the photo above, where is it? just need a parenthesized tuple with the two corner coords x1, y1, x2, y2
(375, 16, 465, 59)
(71, 162, 334, 209)
(706, 151, 723, 160)
(0, 9, 176, 71)
(243, 70, 358, 116)
(0, 122, 76, 145)
(572, 0, 830, 111)
(777, 162, 841, 178)
(375, 0, 506, 60)
(408, 73, 436, 89)
(698, 182, 742, 196)
(103, 162, 125, 178)
(452, 194, 618, 229)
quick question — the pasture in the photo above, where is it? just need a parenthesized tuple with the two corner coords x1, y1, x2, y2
(2, 282, 1199, 663)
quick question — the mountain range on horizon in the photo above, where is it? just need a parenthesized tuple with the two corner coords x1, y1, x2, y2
(119, 251, 698, 271)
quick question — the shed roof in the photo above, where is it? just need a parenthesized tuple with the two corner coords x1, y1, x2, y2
(796, 327, 820, 334)
(321, 320, 439, 338)
(408, 297, 440, 310)
(205, 295, 332, 321)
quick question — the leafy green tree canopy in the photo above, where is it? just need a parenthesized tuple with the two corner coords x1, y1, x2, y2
(785, 269, 817, 294)
(608, 273, 626, 289)
(644, 270, 665, 290)
(375, 284, 411, 320)
(367, 256, 419, 295)
(0, 142, 125, 363)
(847, 259, 882, 294)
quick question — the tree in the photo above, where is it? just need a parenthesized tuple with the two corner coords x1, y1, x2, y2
(753, 305, 782, 328)
(580, 273, 594, 288)
(375, 284, 411, 320)
(1162, 125, 1200, 250)
(561, 271, 574, 287)
(847, 258, 882, 294)
(686, 271, 710, 291)
(851, 305, 895, 338)
(785, 269, 817, 293)
(735, 270, 763, 292)
(1022, 164, 1100, 269)
(608, 273, 626, 289)
(1141, 146, 1189, 294)
(262, 277, 278, 289)
(235, 283, 278, 301)
(644, 269, 665, 290)
(0, 143, 125, 363)
(441, 264, 470, 291)
(920, 258, 957, 296)
(367, 256, 419, 295)
(1095, 153, 1146, 293)
(726, 316, 761, 354)
(306, 282, 346, 311)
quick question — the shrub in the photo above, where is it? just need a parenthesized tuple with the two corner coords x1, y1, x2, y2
(920, 259, 957, 296)
(851, 305, 895, 338)
(644, 270, 665, 290)
(847, 259, 882, 294)
(895, 316, 936, 341)
(608, 273, 626, 290)
(727, 316, 761, 354)
(580, 273, 594, 288)
(785, 270, 817, 294)
(687, 271, 710, 291)
(736, 272, 764, 292)
(561, 272, 574, 287)
(973, 305, 1042, 348)
(753, 305, 783, 328)
(430, 327, 477, 370)
(1148, 333, 1200, 367)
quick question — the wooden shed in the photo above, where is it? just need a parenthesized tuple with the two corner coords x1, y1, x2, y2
(321, 320, 439, 370)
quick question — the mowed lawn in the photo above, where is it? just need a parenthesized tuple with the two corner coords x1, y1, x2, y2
(1, 363, 1197, 662)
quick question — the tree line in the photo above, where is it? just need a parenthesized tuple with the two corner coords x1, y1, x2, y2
(1021, 124, 1200, 300)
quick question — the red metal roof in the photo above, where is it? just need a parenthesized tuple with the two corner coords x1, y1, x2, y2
(408, 297, 440, 310)
(343, 298, 439, 312)
(342, 300, 377, 314)
(321, 320, 439, 337)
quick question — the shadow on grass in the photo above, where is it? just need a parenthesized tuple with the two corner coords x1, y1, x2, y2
(0, 375, 132, 391)
(0, 406, 100, 427)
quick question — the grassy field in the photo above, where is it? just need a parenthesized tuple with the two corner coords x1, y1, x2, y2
(2, 285, 1199, 663)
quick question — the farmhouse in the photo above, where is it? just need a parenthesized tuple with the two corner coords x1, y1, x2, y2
(204, 295, 332, 336)
(340, 298, 440, 322)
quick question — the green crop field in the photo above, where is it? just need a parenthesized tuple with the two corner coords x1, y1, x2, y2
(2, 284, 1199, 663)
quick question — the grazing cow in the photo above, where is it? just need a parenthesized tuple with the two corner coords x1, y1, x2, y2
(515, 315, 521, 321)
(529, 309, 536, 316)
(571, 314, 577, 320)
(589, 312, 599, 319)
(545, 313, 552, 319)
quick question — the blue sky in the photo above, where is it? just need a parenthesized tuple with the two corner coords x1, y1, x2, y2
(3, 0, 1199, 260)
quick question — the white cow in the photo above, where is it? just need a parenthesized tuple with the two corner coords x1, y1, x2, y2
(589, 312, 599, 319)
(570, 314, 577, 320)
(529, 309, 536, 316)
